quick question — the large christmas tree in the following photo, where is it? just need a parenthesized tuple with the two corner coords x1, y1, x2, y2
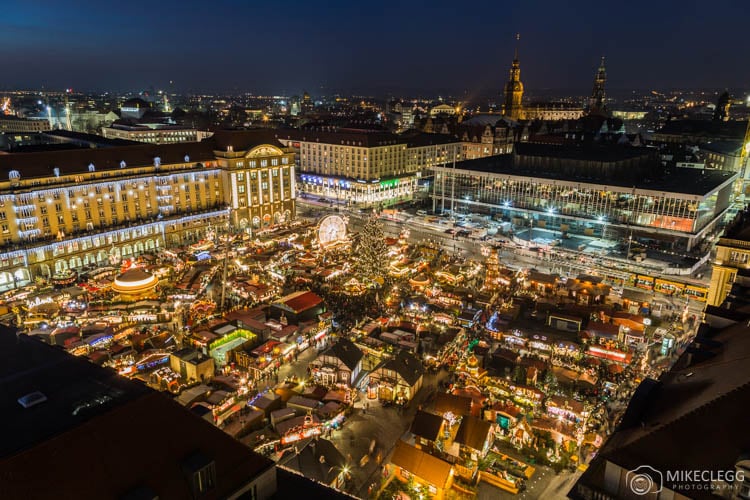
(353, 215, 389, 282)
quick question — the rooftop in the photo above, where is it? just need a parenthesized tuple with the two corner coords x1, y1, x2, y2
(454, 415, 492, 452)
(0, 128, 288, 180)
(171, 347, 211, 365)
(434, 392, 472, 417)
(279, 438, 346, 485)
(410, 410, 444, 441)
(382, 349, 424, 386)
(274, 127, 404, 148)
(324, 339, 363, 371)
(0, 140, 215, 179)
(0, 326, 274, 499)
(576, 320, 750, 497)
(443, 146, 736, 196)
(720, 205, 750, 242)
(390, 440, 452, 488)
(656, 119, 748, 140)
(274, 466, 357, 500)
(275, 290, 325, 314)
(0, 327, 149, 459)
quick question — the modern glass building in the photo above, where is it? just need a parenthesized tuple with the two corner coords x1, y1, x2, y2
(432, 143, 736, 251)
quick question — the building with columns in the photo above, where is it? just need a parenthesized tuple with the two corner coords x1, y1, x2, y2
(0, 129, 294, 290)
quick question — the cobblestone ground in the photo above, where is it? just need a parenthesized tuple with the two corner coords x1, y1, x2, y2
(324, 369, 449, 497)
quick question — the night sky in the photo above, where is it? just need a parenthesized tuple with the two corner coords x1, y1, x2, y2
(2, 0, 749, 95)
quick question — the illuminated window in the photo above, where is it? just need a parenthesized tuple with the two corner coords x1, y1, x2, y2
(730, 251, 749, 265)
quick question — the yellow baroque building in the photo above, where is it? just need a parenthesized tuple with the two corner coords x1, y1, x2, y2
(0, 129, 295, 290)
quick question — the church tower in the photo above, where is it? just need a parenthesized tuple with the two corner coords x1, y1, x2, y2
(589, 56, 607, 114)
(503, 34, 524, 121)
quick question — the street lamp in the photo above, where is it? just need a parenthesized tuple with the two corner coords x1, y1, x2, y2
(547, 207, 556, 237)
(598, 215, 607, 239)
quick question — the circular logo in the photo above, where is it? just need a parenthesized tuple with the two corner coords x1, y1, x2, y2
(629, 474, 653, 495)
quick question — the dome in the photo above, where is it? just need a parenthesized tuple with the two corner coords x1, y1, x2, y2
(112, 269, 158, 295)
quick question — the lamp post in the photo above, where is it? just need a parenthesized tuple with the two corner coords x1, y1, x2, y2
(450, 153, 457, 219)
(626, 233, 633, 262)
(598, 215, 607, 240)
(547, 207, 556, 237)
(528, 215, 534, 244)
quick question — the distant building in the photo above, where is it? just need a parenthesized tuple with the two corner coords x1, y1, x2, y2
(0, 327, 277, 499)
(119, 97, 152, 120)
(611, 109, 648, 121)
(523, 102, 585, 121)
(0, 116, 51, 133)
(69, 109, 119, 134)
(700, 140, 747, 195)
(102, 123, 204, 144)
(714, 91, 732, 122)
(457, 115, 521, 158)
(429, 104, 457, 117)
(652, 119, 748, 144)
(301, 91, 313, 115)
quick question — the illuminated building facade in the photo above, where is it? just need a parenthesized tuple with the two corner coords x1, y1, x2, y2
(102, 124, 206, 144)
(281, 129, 460, 206)
(523, 103, 585, 121)
(0, 116, 52, 133)
(457, 116, 520, 159)
(707, 208, 750, 306)
(432, 143, 736, 251)
(0, 129, 294, 290)
(213, 140, 296, 229)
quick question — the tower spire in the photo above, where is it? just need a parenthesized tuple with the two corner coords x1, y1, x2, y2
(503, 33, 524, 121)
(589, 56, 608, 115)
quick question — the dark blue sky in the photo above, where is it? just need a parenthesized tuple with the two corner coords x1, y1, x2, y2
(2, 0, 748, 95)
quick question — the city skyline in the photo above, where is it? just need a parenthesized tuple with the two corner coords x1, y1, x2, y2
(3, 0, 749, 94)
